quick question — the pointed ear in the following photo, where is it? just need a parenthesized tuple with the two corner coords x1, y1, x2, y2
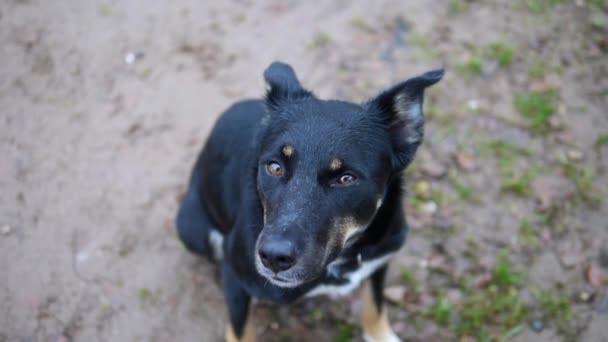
(264, 62, 312, 108)
(367, 69, 444, 171)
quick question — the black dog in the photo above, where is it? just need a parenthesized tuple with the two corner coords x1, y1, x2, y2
(177, 62, 443, 341)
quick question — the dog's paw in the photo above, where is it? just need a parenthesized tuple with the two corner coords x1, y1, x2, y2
(363, 330, 401, 342)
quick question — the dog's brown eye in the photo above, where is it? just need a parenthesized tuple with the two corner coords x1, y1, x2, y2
(337, 173, 356, 185)
(267, 162, 283, 177)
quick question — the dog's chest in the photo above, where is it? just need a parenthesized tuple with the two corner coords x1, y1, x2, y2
(304, 253, 394, 298)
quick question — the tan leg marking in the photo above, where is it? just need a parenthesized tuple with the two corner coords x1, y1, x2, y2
(360, 281, 401, 342)
(225, 310, 256, 342)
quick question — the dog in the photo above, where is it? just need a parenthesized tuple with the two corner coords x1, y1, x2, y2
(176, 62, 443, 342)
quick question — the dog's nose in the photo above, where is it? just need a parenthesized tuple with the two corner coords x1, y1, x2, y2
(258, 239, 296, 273)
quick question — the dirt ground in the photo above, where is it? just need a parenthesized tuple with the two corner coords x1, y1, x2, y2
(1, 0, 607, 341)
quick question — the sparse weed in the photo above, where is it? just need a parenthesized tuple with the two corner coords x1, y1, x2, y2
(488, 43, 514, 66)
(309, 32, 332, 49)
(514, 91, 557, 132)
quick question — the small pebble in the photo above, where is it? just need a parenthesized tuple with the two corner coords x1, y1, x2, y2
(415, 181, 430, 197)
(124, 52, 144, 65)
(548, 116, 563, 130)
(383, 286, 406, 304)
(125, 52, 136, 64)
(1, 224, 11, 236)
(579, 291, 592, 302)
(421, 201, 438, 215)
(420, 160, 447, 178)
(467, 99, 479, 111)
(530, 319, 544, 333)
(567, 150, 583, 161)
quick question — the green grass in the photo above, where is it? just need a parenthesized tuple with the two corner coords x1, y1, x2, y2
(458, 48, 483, 76)
(595, 133, 608, 150)
(524, 0, 566, 13)
(585, 0, 608, 9)
(449, 173, 480, 204)
(479, 140, 531, 182)
(561, 160, 600, 206)
(401, 269, 417, 287)
(533, 289, 575, 338)
(519, 220, 541, 251)
(514, 91, 557, 132)
(429, 296, 452, 325)
(350, 17, 370, 31)
(137, 288, 159, 307)
(454, 255, 528, 339)
(456, 286, 528, 339)
(309, 307, 324, 321)
(492, 253, 526, 287)
(448, 0, 468, 15)
(333, 322, 357, 342)
(501, 167, 542, 198)
(528, 61, 546, 79)
(488, 43, 514, 66)
(308, 32, 332, 49)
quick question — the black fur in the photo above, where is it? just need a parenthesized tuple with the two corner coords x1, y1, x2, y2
(177, 62, 443, 338)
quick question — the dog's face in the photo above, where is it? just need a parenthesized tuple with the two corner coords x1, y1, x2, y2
(254, 62, 443, 287)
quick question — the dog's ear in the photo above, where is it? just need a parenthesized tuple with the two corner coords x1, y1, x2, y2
(367, 69, 444, 171)
(264, 62, 312, 109)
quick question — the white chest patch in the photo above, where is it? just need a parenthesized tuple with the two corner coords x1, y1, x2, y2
(305, 253, 394, 299)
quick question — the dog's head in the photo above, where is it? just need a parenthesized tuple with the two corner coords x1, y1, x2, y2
(254, 62, 443, 287)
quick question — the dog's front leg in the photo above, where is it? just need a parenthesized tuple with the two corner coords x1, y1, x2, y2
(360, 266, 401, 342)
(223, 262, 255, 342)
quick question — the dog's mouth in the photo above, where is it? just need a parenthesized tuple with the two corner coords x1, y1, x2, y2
(254, 254, 306, 288)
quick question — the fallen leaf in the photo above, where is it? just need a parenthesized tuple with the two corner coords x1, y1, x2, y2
(528, 80, 552, 93)
(585, 264, 608, 289)
(556, 132, 575, 146)
(420, 160, 447, 178)
(454, 152, 476, 171)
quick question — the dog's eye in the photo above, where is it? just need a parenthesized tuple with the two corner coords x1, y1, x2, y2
(266, 162, 283, 177)
(336, 173, 357, 186)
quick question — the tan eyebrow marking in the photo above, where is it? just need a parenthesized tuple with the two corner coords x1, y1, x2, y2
(282, 144, 294, 158)
(329, 158, 343, 171)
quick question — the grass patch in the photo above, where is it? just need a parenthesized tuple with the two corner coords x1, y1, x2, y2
(448, 0, 468, 15)
(401, 269, 417, 287)
(488, 43, 514, 66)
(308, 32, 332, 49)
(429, 296, 452, 325)
(595, 133, 608, 150)
(350, 17, 370, 31)
(533, 289, 576, 338)
(514, 91, 557, 132)
(528, 61, 546, 79)
(333, 322, 357, 342)
(137, 288, 159, 308)
(479, 140, 531, 181)
(448, 172, 480, 203)
(456, 286, 528, 339)
(454, 254, 528, 339)
(458, 47, 483, 76)
(524, 0, 566, 14)
(518, 220, 541, 251)
(561, 160, 600, 206)
(501, 167, 542, 198)
(492, 253, 526, 287)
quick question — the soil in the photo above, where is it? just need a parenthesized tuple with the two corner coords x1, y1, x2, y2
(1, 0, 607, 341)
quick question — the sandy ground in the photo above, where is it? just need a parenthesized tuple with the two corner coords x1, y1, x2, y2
(1, 0, 607, 341)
